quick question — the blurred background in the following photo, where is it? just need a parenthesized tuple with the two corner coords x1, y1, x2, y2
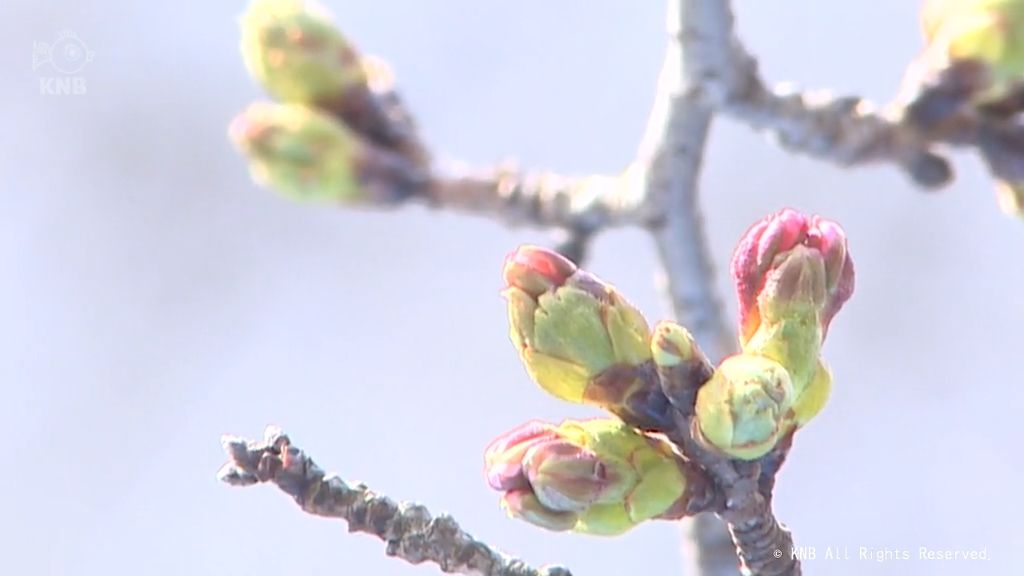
(3, 1, 1022, 575)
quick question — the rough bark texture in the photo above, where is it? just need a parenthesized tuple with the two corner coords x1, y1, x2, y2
(219, 428, 571, 576)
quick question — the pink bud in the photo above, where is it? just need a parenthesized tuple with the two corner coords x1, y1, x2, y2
(731, 209, 855, 343)
(484, 421, 558, 491)
(524, 439, 621, 512)
(502, 246, 578, 298)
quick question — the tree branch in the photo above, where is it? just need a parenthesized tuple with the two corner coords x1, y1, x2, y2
(711, 44, 955, 189)
(218, 427, 572, 576)
(636, 2, 801, 575)
(423, 167, 643, 231)
(634, 0, 740, 573)
(359, 60, 646, 232)
(637, 34, 733, 363)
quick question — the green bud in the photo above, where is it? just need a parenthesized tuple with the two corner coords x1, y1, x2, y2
(792, 360, 832, 428)
(485, 418, 700, 535)
(743, 295, 822, 405)
(650, 321, 698, 368)
(532, 286, 618, 375)
(695, 355, 795, 461)
(229, 102, 364, 202)
(574, 503, 636, 536)
(240, 0, 366, 104)
(502, 246, 662, 424)
(650, 321, 714, 414)
(525, 438, 635, 513)
(758, 245, 828, 321)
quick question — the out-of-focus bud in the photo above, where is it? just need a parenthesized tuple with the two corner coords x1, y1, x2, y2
(996, 181, 1024, 217)
(650, 321, 715, 415)
(502, 246, 674, 430)
(484, 419, 707, 535)
(694, 354, 795, 461)
(229, 102, 367, 202)
(240, 0, 366, 104)
(901, 57, 992, 136)
(977, 120, 1024, 218)
(919, 0, 1024, 106)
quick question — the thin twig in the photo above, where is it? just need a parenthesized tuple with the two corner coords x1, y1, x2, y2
(423, 167, 643, 231)
(713, 44, 954, 189)
(218, 427, 572, 576)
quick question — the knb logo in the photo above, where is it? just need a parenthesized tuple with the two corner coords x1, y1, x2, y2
(33, 30, 94, 96)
